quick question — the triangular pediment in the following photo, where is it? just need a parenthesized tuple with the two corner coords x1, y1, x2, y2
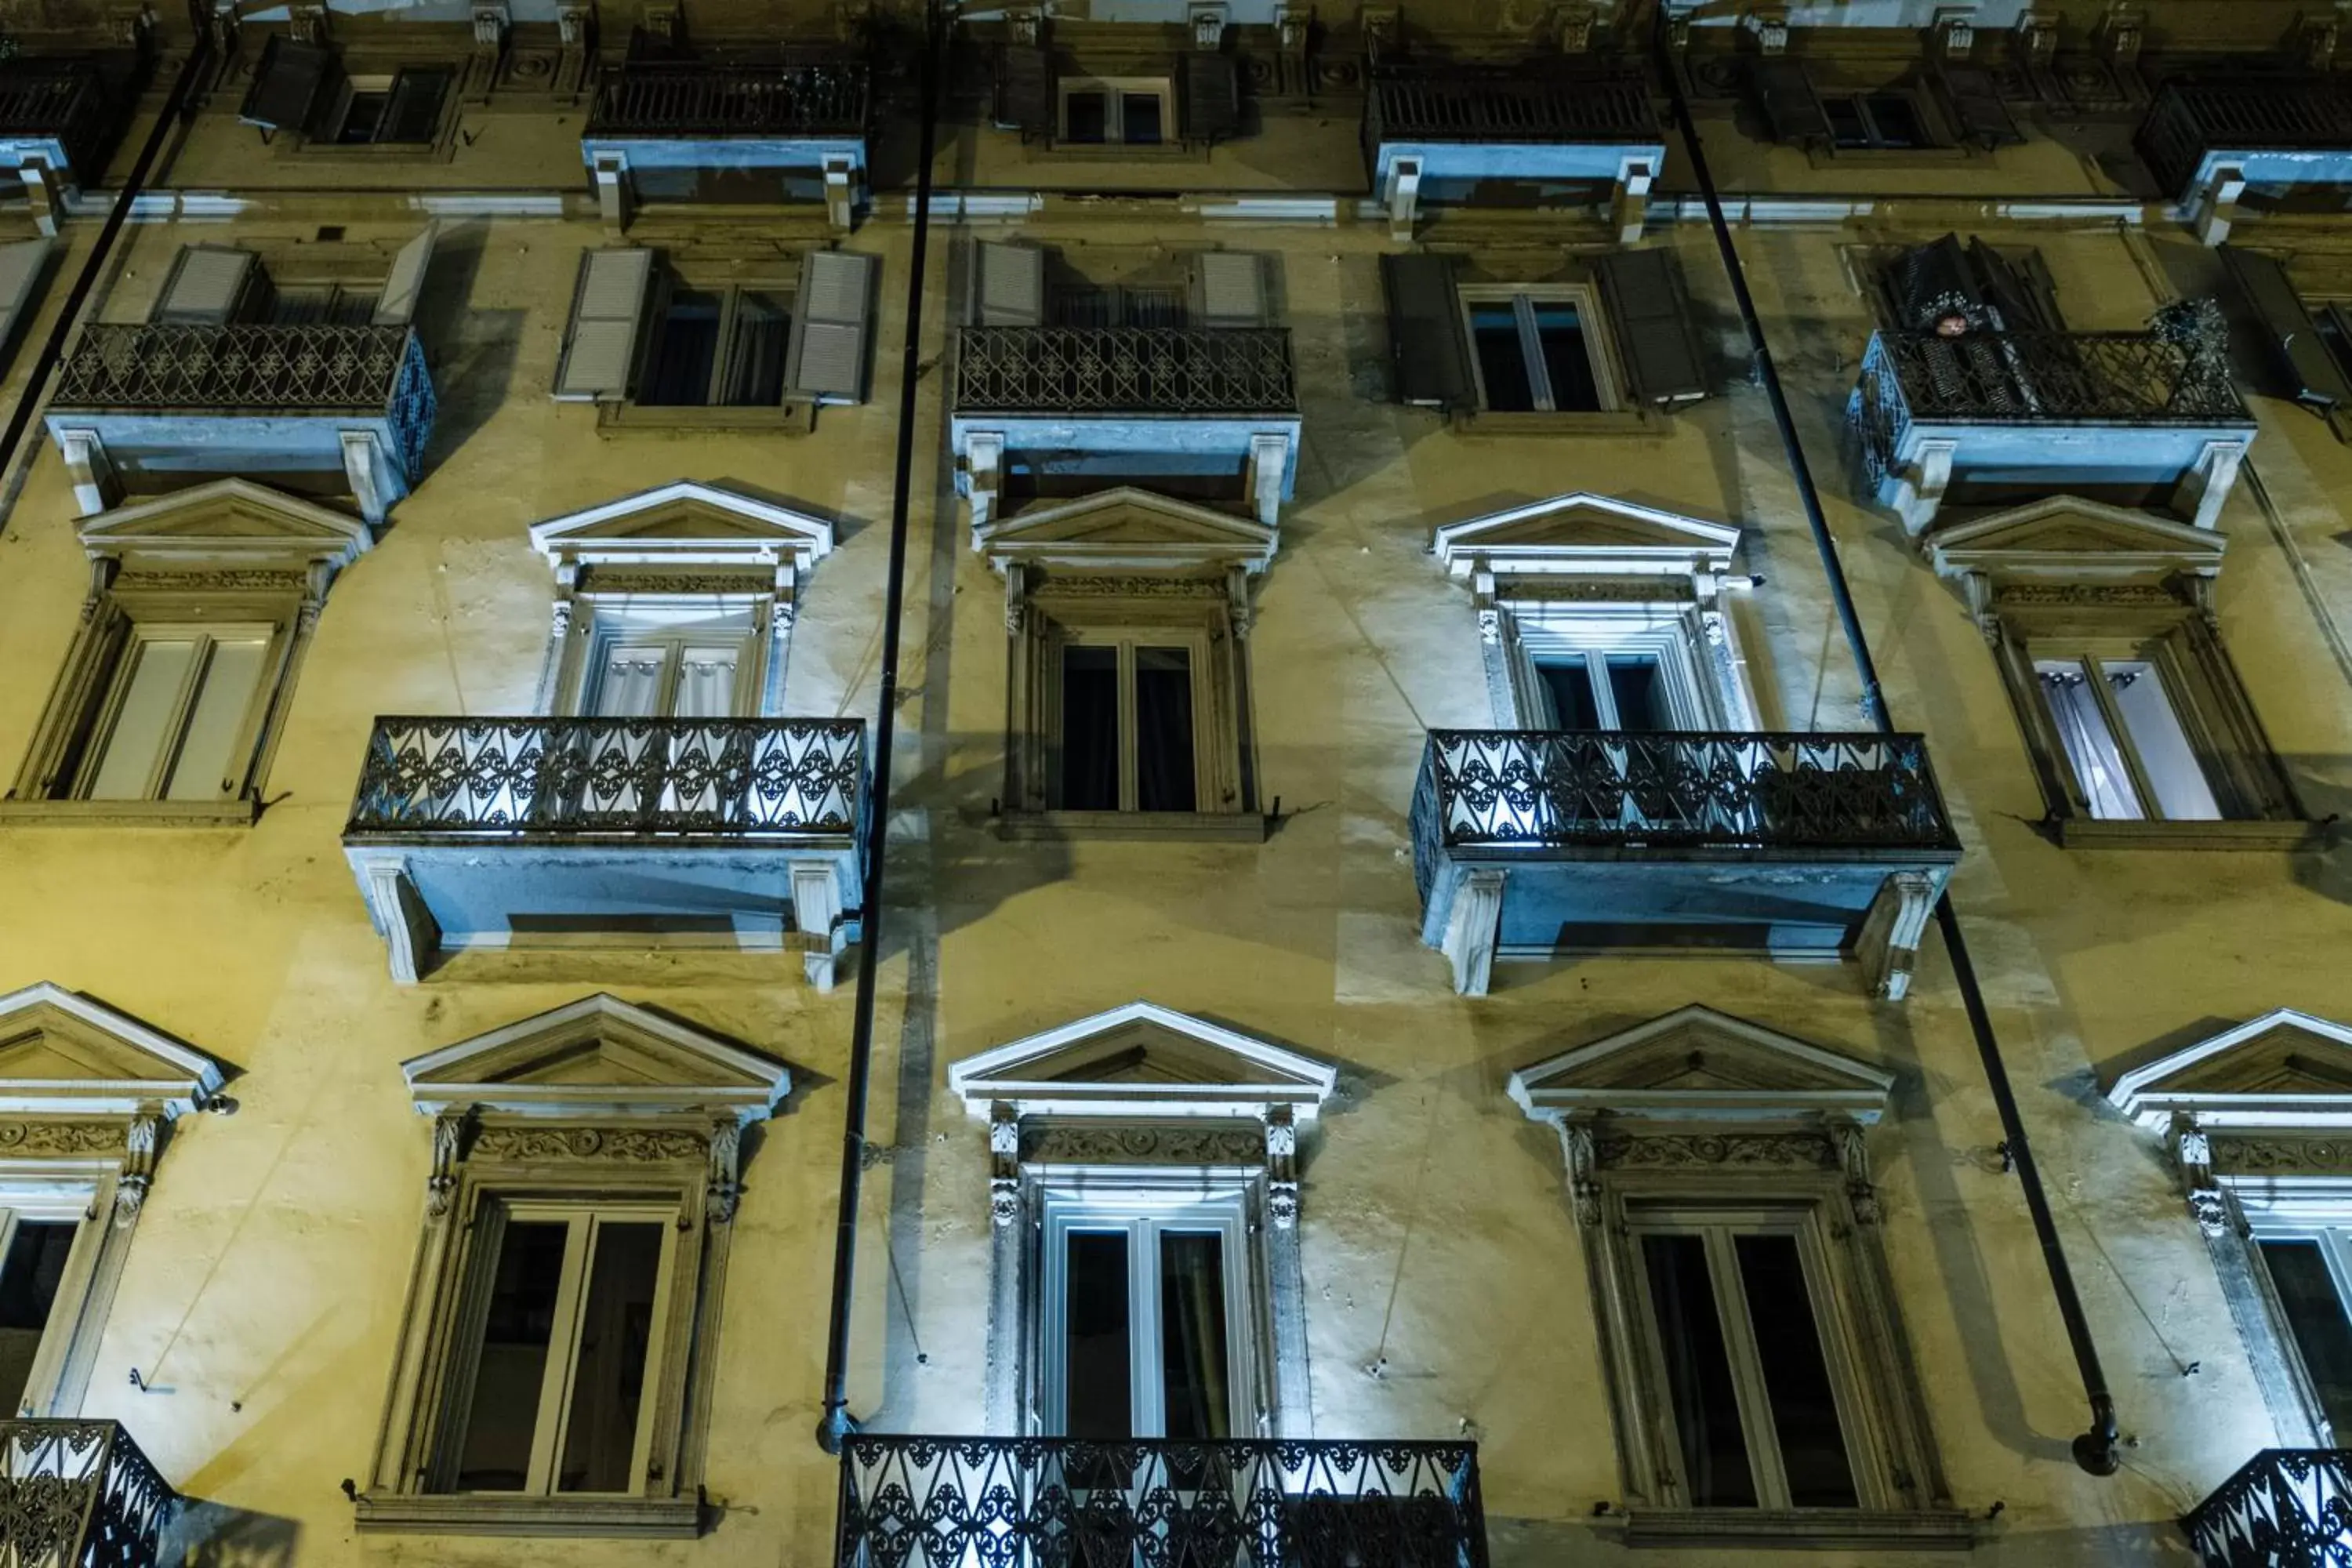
(975, 488, 1277, 575)
(948, 1002, 1336, 1120)
(529, 481, 835, 576)
(1432, 493, 1740, 581)
(2109, 1010, 2352, 1131)
(1508, 1005, 1893, 1126)
(1927, 495, 2224, 587)
(0, 983, 226, 1119)
(403, 993, 789, 1121)
(77, 479, 372, 572)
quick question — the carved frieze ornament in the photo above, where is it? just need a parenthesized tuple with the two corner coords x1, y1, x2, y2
(1264, 1107, 1299, 1229)
(990, 1104, 1022, 1229)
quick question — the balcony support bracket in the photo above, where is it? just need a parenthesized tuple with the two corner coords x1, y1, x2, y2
(2182, 437, 2248, 531)
(1614, 156, 1653, 246)
(823, 154, 856, 231)
(2191, 162, 2245, 247)
(1892, 437, 1957, 536)
(791, 860, 846, 991)
(1857, 869, 1939, 1001)
(341, 430, 398, 529)
(16, 158, 62, 238)
(592, 150, 630, 234)
(1247, 432, 1290, 528)
(56, 427, 117, 517)
(964, 430, 1004, 537)
(358, 855, 441, 985)
(1384, 155, 1422, 241)
(1441, 867, 1507, 996)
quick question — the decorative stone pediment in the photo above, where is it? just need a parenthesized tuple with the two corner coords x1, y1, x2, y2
(75, 478, 372, 574)
(1431, 492, 1741, 583)
(0, 982, 227, 1121)
(1507, 1004, 1893, 1127)
(402, 993, 790, 1122)
(528, 480, 836, 587)
(946, 1001, 1335, 1122)
(1926, 495, 2225, 592)
(2108, 1009, 2352, 1134)
(975, 487, 1278, 577)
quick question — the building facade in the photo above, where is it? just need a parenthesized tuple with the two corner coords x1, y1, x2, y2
(0, 0, 2349, 1563)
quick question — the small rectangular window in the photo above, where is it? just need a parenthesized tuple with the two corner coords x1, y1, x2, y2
(1064, 89, 1108, 143)
(1053, 637, 1204, 814)
(1042, 1199, 1249, 1439)
(1525, 647, 1684, 732)
(1822, 90, 1929, 150)
(1460, 289, 1613, 414)
(641, 283, 795, 408)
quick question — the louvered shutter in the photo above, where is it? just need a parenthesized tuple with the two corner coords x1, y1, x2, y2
(240, 35, 339, 135)
(1596, 249, 1708, 405)
(2222, 244, 2351, 412)
(1183, 53, 1240, 143)
(975, 241, 1045, 326)
(1968, 239, 2063, 332)
(1936, 64, 2020, 148)
(0, 236, 52, 360)
(1193, 252, 1267, 328)
(1381, 252, 1472, 410)
(554, 247, 652, 401)
(786, 249, 877, 403)
(999, 44, 1054, 136)
(1754, 59, 1831, 146)
(373, 222, 438, 327)
(154, 246, 260, 325)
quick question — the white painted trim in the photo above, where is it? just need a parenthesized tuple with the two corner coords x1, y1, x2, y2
(2110, 1008, 2352, 1132)
(528, 481, 836, 574)
(1431, 492, 1740, 579)
(974, 485, 1278, 575)
(74, 477, 374, 570)
(402, 993, 790, 1120)
(0, 982, 226, 1116)
(948, 1001, 1337, 1120)
(1508, 1004, 1893, 1124)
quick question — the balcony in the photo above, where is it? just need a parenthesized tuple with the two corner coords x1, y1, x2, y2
(1410, 731, 1962, 998)
(0, 1420, 180, 1566)
(0, 60, 116, 188)
(342, 716, 866, 987)
(1849, 328, 2255, 533)
(2183, 1449, 2352, 1566)
(836, 1436, 1490, 1568)
(2140, 78, 2352, 232)
(45, 323, 436, 525)
(581, 59, 870, 222)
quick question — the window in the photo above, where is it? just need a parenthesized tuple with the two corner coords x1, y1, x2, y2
(77, 624, 275, 804)
(239, 36, 454, 149)
(1822, 92, 1926, 150)
(1460, 286, 1612, 413)
(639, 285, 791, 408)
(1495, 604, 1737, 733)
(2251, 1222, 2352, 1442)
(0, 1210, 81, 1417)
(1059, 78, 1173, 145)
(325, 67, 452, 146)
(548, 597, 775, 720)
(2032, 654, 2220, 822)
(1053, 633, 1206, 813)
(1043, 1194, 1250, 1439)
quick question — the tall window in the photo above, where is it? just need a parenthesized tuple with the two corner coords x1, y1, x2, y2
(79, 625, 274, 803)
(0, 1212, 79, 1417)
(1460, 287, 1610, 413)
(1043, 1197, 1248, 1439)
(1531, 652, 1675, 731)
(2033, 655, 2220, 822)
(2252, 1221, 2352, 1443)
(1054, 633, 1204, 813)
(328, 67, 452, 145)
(639, 288, 791, 408)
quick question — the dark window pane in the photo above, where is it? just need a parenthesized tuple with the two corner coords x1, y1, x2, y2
(1123, 92, 1163, 144)
(1864, 93, 1922, 148)
(1642, 1234, 1758, 1508)
(1537, 659, 1602, 729)
(453, 1219, 568, 1491)
(1606, 655, 1670, 732)
(1135, 646, 1196, 813)
(270, 288, 336, 325)
(1065, 1230, 1132, 1438)
(1824, 96, 1869, 147)
(557, 1221, 663, 1494)
(720, 290, 789, 405)
(1160, 1232, 1230, 1441)
(2263, 1240, 2352, 1440)
(641, 290, 722, 406)
(1058, 645, 1121, 811)
(0, 1222, 75, 1416)
(1533, 303, 1602, 411)
(1065, 91, 1109, 143)
(382, 68, 451, 143)
(1054, 286, 1115, 328)
(1123, 287, 1186, 328)
(336, 90, 389, 144)
(1470, 304, 1534, 412)
(1734, 1234, 1859, 1508)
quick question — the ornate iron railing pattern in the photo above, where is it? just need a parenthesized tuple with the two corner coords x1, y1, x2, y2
(2183, 1448, 2352, 1566)
(1367, 68, 1659, 143)
(1859, 329, 2249, 425)
(586, 61, 870, 137)
(837, 1436, 1490, 1568)
(345, 717, 866, 840)
(2140, 78, 2352, 194)
(0, 1420, 180, 1568)
(0, 60, 111, 172)
(1410, 730, 1958, 898)
(953, 326, 1298, 416)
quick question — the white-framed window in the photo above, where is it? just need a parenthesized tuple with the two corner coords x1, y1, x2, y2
(1496, 604, 1744, 734)
(0, 1201, 90, 1418)
(579, 605, 763, 720)
(1058, 77, 1174, 145)
(1457, 284, 1619, 414)
(2244, 1208, 2352, 1443)
(78, 622, 279, 804)
(1050, 626, 1212, 814)
(637, 283, 793, 409)
(2031, 651, 2221, 822)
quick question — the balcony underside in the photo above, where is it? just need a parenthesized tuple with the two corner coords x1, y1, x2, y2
(579, 134, 866, 202)
(41, 410, 414, 506)
(1867, 416, 2254, 529)
(1368, 137, 1664, 194)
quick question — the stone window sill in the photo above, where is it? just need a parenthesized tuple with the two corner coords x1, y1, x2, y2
(1452, 408, 1664, 437)
(596, 400, 815, 434)
(1616, 1507, 1978, 1549)
(997, 809, 1269, 843)
(2053, 815, 2321, 851)
(352, 1493, 702, 1537)
(0, 799, 259, 829)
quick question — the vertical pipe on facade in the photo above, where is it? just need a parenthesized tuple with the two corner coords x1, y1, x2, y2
(818, 0, 944, 1457)
(1650, 10, 2122, 1477)
(0, 24, 212, 490)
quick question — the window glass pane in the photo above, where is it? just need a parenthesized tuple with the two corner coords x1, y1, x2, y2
(1536, 659, 1602, 730)
(1065, 1230, 1132, 1438)
(1733, 1234, 1859, 1508)
(1065, 91, 1109, 143)
(2035, 661, 2143, 820)
(1824, 96, 1869, 147)
(1606, 654, 1671, 732)
(594, 646, 669, 718)
(1123, 287, 1186, 329)
(557, 1221, 663, 1494)
(2104, 660, 2222, 821)
(1470, 303, 1535, 412)
(641, 289, 722, 406)
(0, 1221, 76, 1415)
(1159, 1232, 1230, 1441)
(1642, 1233, 1758, 1507)
(2263, 1239, 2352, 1441)
(164, 636, 268, 802)
(382, 68, 451, 143)
(1122, 92, 1163, 144)
(1058, 645, 1121, 811)
(454, 1220, 569, 1491)
(88, 637, 198, 800)
(1054, 286, 1114, 329)
(1864, 93, 1922, 147)
(670, 647, 740, 718)
(1134, 646, 1196, 813)
(270, 286, 336, 325)
(1532, 303, 1602, 412)
(720, 291, 789, 406)
(336, 90, 389, 144)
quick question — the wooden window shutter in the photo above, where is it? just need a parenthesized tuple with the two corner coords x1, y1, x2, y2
(975, 241, 1046, 326)
(554, 247, 652, 401)
(998, 44, 1054, 136)
(154, 246, 263, 325)
(1934, 64, 2020, 148)
(786, 249, 877, 404)
(1753, 59, 1831, 147)
(1183, 53, 1240, 144)
(0, 236, 53, 362)
(1381, 252, 1472, 410)
(373, 223, 439, 328)
(1192, 252, 1268, 328)
(1596, 249, 1709, 405)
(2221, 244, 2352, 413)
(239, 35, 340, 136)
(1968, 239, 2063, 332)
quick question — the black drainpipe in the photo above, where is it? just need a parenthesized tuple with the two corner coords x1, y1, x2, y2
(0, 24, 214, 490)
(818, 0, 945, 1456)
(1652, 14, 2122, 1478)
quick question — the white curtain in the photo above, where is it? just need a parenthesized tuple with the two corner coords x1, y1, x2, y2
(593, 646, 666, 718)
(2035, 662, 2142, 820)
(671, 648, 740, 718)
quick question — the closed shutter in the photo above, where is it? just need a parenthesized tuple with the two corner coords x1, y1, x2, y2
(1969, 239, 2063, 332)
(1936, 64, 2020, 148)
(1381, 252, 1471, 410)
(1596, 249, 1708, 405)
(975, 241, 1045, 326)
(554, 247, 653, 401)
(240, 35, 339, 135)
(1183, 52, 1240, 143)
(0, 236, 53, 359)
(1754, 59, 1831, 146)
(999, 44, 1054, 136)
(154, 246, 261, 325)
(786, 249, 877, 403)
(373, 222, 439, 327)
(1193, 252, 1267, 328)
(2222, 244, 2352, 412)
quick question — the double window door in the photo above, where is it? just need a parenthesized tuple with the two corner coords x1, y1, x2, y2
(0, 1202, 92, 1417)
(2250, 1218, 2352, 1443)
(568, 607, 760, 822)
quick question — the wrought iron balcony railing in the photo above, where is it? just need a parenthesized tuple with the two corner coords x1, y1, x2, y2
(2141, 78, 2352, 194)
(836, 1436, 1490, 1568)
(586, 60, 870, 139)
(953, 325, 1298, 416)
(1410, 730, 1958, 900)
(1864, 329, 2248, 424)
(1367, 67, 1660, 143)
(2183, 1448, 2352, 1566)
(0, 1420, 180, 1568)
(0, 60, 112, 170)
(344, 716, 866, 840)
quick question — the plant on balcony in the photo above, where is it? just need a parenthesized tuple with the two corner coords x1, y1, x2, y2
(2149, 296, 2234, 411)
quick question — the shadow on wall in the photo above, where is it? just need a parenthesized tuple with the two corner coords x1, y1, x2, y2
(166, 1501, 300, 1567)
(2285, 755, 2352, 908)
(412, 222, 523, 475)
